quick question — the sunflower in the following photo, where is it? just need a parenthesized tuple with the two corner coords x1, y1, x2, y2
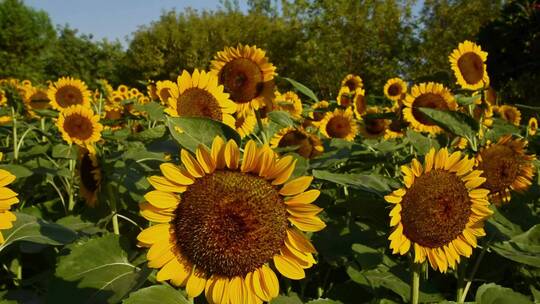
(340, 74, 363, 91)
(103, 93, 125, 121)
(528, 118, 538, 136)
(476, 135, 536, 204)
(319, 108, 357, 141)
(211, 45, 276, 113)
(0, 169, 18, 244)
(234, 111, 257, 138)
(385, 148, 492, 272)
(495, 105, 521, 126)
(57, 105, 103, 151)
(452, 137, 469, 150)
(484, 86, 497, 105)
(77, 148, 101, 207)
(137, 137, 325, 303)
(449, 40, 490, 90)
(23, 86, 51, 118)
(358, 107, 391, 139)
(48, 77, 91, 111)
(337, 86, 353, 108)
(117, 85, 129, 95)
(308, 100, 330, 122)
(384, 78, 408, 102)
(403, 82, 457, 135)
(147, 81, 159, 101)
(352, 88, 367, 119)
(165, 70, 237, 128)
(473, 101, 494, 128)
(270, 127, 324, 159)
(0, 89, 7, 106)
(274, 91, 303, 119)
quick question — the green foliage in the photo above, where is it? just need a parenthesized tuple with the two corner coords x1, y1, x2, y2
(123, 285, 189, 304)
(167, 116, 241, 152)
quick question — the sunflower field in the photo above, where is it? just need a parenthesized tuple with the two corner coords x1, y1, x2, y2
(0, 39, 539, 304)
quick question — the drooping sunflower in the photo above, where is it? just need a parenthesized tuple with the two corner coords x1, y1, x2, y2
(274, 91, 303, 119)
(318, 108, 357, 141)
(403, 82, 457, 134)
(48, 77, 91, 111)
(0, 169, 19, 244)
(137, 137, 325, 303)
(340, 74, 363, 91)
(528, 118, 538, 136)
(358, 107, 391, 139)
(495, 105, 521, 126)
(384, 78, 408, 102)
(77, 148, 101, 207)
(23, 86, 51, 118)
(57, 105, 103, 151)
(270, 127, 324, 159)
(337, 86, 353, 108)
(473, 101, 494, 128)
(449, 40, 490, 90)
(476, 135, 536, 204)
(165, 70, 237, 128)
(156, 80, 178, 105)
(352, 88, 367, 119)
(385, 148, 492, 272)
(308, 100, 330, 122)
(211, 45, 276, 113)
(234, 111, 257, 138)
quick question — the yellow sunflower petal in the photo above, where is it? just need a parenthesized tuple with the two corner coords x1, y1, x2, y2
(160, 163, 194, 185)
(224, 140, 240, 169)
(284, 190, 320, 205)
(144, 191, 179, 209)
(273, 254, 305, 280)
(279, 176, 313, 196)
(181, 149, 205, 178)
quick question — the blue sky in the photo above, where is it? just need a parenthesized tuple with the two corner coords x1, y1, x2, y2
(25, 0, 245, 45)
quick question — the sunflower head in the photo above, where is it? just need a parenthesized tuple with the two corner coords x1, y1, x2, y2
(57, 105, 103, 150)
(274, 91, 303, 119)
(352, 88, 367, 119)
(340, 74, 363, 91)
(77, 148, 101, 207)
(385, 148, 492, 272)
(403, 82, 457, 134)
(473, 101, 494, 128)
(137, 137, 324, 303)
(165, 70, 237, 128)
(156, 80, 178, 105)
(476, 135, 536, 204)
(337, 86, 353, 108)
(358, 107, 391, 139)
(270, 127, 324, 159)
(234, 111, 257, 138)
(0, 169, 19, 244)
(211, 45, 276, 113)
(0, 89, 7, 106)
(47, 77, 91, 111)
(319, 108, 357, 141)
(309, 100, 330, 122)
(495, 105, 521, 126)
(23, 86, 51, 118)
(449, 40, 490, 90)
(528, 117, 538, 136)
(384, 78, 408, 102)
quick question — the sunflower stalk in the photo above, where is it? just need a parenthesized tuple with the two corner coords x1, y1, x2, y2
(106, 182, 120, 235)
(67, 157, 76, 212)
(459, 239, 491, 303)
(11, 107, 18, 162)
(255, 109, 267, 143)
(410, 261, 422, 304)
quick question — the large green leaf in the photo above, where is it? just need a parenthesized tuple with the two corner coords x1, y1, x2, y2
(167, 117, 241, 153)
(268, 111, 295, 128)
(123, 285, 189, 304)
(283, 77, 319, 103)
(0, 164, 33, 179)
(475, 283, 532, 304)
(0, 213, 76, 253)
(133, 102, 165, 121)
(405, 130, 440, 155)
(417, 107, 479, 139)
(305, 300, 343, 304)
(52, 143, 78, 159)
(491, 224, 540, 267)
(270, 293, 303, 304)
(47, 234, 151, 304)
(312, 170, 397, 195)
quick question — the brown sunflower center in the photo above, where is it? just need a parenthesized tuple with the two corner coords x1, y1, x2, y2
(30, 91, 50, 109)
(365, 118, 387, 136)
(63, 114, 94, 140)
(339, 94, 353, 107)
(56, 85, 84, 107)
(278, 130, 316, 159)
(387, 83, 402, 97)
(80, 152, 99, 192)
(477, 145, 521, 195)
(176, 88, 223, 121)
(501, 109, 518, 123)
(172, 170, 287, 277)
(354, 95, 366, 115)
(457, 52, 484, 85)
(326, 116, 353, 139)
(400, 169, 471, 248)
(219, 58, 264, 104)
(345, 79, 359, 91)
(159, 88, 172, 103)
(412, 93, 449, 126)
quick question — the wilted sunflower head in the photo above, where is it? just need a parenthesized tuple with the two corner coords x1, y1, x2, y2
(234, 111, 256, 138)
(57, 105, 103, 150)
(0, 169, 19, 244)
(270, 127, 324, 159)
(77, 148, 101, 207)
(340, 74, 363, 91)
(385, 148, 492, 272)
(274, 91, 303, 119)
(384, 78, 408, 102)
(449, 40, 490, 90)
(23, 86, 51, 118)
(319, 108, 357, 141)
(337, 86, 354, 108)
(528, 118, 538, 136)
(47, 77, 91, 111)
(165, 70, 237, 129)
(476, 135, 536, 204)
(211, 45, 276, 113)
(403, 82, 457, 134)
(495, 105, 521, 126)
(359, 107, 391, 139)
(137, 137, 325, 303)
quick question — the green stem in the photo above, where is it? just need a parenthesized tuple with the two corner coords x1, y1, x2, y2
(410, 261, 421, 304)
(456, 260, 467, 302)
(40, 117, 47, 142)
(107, 183, 120, 235)
(67, 157, 76, 212)
(459, 240, 491, 303)
(254, 110, 267, 143)
(11, 107, 18, 162)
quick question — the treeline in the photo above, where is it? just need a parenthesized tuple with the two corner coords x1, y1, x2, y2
(0, 0, 538, 104)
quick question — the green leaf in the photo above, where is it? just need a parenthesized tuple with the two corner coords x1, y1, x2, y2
(0, 164, 33, 178)
(133, 102, 165, 121)
(47, 234, 151, 304)
(405, 130, 439, 155)
(305, 300, 344, 304)
(313, 170, 397, 195)
(52, 143, 77, 159)
(351, 244, 383, 269)
(484, 118, 520, 142)
(131, 124, 166, 141)
(491, 224, 540, 267)
(455, 94, 480, 106)
(123, 285, 189, 304)
(167, 117, 240, 153)
(270, 293, 303, 304)
(283, 77, 319, 103)
(417, 108, 479, 139)
(0, 213, 76, 253)
(475, 283, 532, 304)
(268, 111, 295, 128)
